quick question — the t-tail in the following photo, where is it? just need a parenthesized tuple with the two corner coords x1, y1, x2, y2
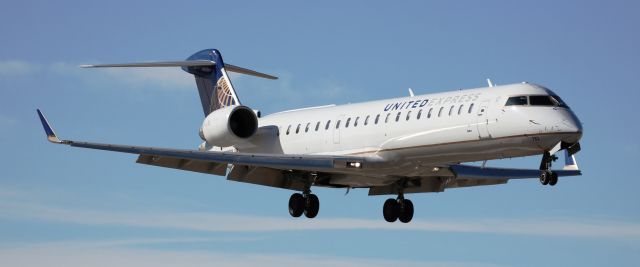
(81, 48, 277, 116)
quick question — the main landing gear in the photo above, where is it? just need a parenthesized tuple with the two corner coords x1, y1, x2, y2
(383, 193, 414, 223)
(539, 152, 559, 186)
(288, 189, 320, 218)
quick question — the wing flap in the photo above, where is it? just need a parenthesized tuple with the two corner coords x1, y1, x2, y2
(227, 165, 306, 191)
(136, 154, 227, 176)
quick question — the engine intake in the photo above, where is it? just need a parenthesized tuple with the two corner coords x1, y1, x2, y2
(200, 105, 258, 146)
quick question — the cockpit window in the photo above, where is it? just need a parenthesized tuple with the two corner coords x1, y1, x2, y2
(505, 96, 528, 106)
(550, 94, 569, 108)
(505, 94, 569, 108)
(529, 95, 554, 106)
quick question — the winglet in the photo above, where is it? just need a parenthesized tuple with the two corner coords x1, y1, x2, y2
(36, 109, 64, 144)
(563, 150, 580, 171)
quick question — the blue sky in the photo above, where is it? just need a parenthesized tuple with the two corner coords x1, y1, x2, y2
(1, 0, 639, 266)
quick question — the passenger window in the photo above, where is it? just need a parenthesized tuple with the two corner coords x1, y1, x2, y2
(458, 105, 464, 115)
(286, 125, 291, 135)
(529, 95, 554, 106)
(315, 121, 320, 131)
(325, 120, 331, 130)
(364, 115, 370, 125)
(336, 120, 341, 129)
(417, 109, 422, 119)
(296, 124, 301, 134)
(468, 103, 474, 113)
(375, 114, 380, 124)
(406, 111, 411, 121)
(395, 112, 401, 122)
(427, 108, 433, 118)
(305, 123, 310, 132)
(438, 107, 443, 117)
(448, 105, 454, 116)
(346, 118, 351, 128)
(354, 117, 359, 127)
(385, 113, 390, 123)
(505, 96, 528, 106)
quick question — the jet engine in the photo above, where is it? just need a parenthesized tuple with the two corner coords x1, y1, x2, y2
(199, 105, 258, 147)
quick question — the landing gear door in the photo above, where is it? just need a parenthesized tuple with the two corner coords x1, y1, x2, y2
(476, 101, 491, 139)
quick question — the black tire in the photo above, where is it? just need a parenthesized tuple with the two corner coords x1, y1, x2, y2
(540, 171, 549, 185)
(288, 193, 305, 217)
(383, 198, 399, 222)
(398, 199, 414, 223)
(549, 172, 558, 186)
(304, 194, 320, 218)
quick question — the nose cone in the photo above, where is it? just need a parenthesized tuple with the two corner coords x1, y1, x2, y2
(561, 111, 583, 143)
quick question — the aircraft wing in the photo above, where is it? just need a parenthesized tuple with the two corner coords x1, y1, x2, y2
(38, 109, 581, 194)
(367, 162, 581, 195)
(37, 110, 368, 177)
(450, 164, 581, 180)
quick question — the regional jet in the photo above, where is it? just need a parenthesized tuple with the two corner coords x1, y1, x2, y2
(37, 49, 583, 223)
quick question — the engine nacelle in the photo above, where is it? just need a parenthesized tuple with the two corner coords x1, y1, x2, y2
(199, 105, 258, 147)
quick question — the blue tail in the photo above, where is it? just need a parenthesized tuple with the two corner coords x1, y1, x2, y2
(182, 49, 240, 115)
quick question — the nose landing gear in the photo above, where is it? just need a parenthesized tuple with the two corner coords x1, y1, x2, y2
(539, 152, 559, 186)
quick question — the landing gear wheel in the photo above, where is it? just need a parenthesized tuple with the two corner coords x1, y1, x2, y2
(304, 194, 320, 218)
(288, 193, 305, 217)
(539, 171, 550, 185)
(398, 199, 414, 223)
(383, 198, 399, 222)
(549, 172, 558, 186)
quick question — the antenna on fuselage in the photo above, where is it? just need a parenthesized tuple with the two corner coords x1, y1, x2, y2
(408, 88, 415, 97)
(486, 78, 494, 87)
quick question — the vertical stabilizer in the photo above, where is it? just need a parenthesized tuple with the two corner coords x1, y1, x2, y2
(182, 49, 241, 115)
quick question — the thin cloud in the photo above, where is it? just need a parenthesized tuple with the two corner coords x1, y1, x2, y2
(0, 114, 16, 128)
(1, 200, 638, 240)
(0, 60, 36, 75)
(50, 61, 193, 90)
(0, 60, 192, 90)
(0, 242, 505, 267)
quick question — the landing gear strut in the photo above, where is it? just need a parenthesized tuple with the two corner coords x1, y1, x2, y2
(539, 152, 559, 186)
(288, 189, 320, 219)
(383, 193, 414, 223)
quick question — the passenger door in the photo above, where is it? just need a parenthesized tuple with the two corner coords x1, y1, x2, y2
(476, 100, 491, 139)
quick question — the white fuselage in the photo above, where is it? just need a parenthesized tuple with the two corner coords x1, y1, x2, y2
(207, 82, 582, 179)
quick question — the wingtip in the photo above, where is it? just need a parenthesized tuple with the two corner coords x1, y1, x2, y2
(36, 109, 63, 144)
(562, 150, 580, 171)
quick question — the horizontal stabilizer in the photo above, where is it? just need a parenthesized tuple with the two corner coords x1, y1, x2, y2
(80, 60, 215, 68)
(81, 60, 277, 79)
(225, 63, 278, 80)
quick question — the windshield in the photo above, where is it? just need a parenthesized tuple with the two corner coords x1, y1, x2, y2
(504, 95, 569, 108)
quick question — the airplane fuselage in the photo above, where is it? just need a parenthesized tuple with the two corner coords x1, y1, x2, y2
(215, 82, 582, 183)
